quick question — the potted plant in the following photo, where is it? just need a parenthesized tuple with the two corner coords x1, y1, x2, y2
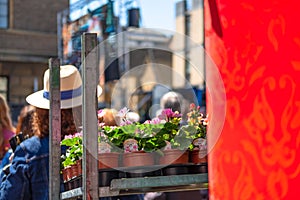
(100, 108, 170, 175)
(60, 133, 83, 182)
(97, 128, 121, 169)
(151, 108, 190, 166)
(101, 123, 155, 168)
(186, 103, 208, 164)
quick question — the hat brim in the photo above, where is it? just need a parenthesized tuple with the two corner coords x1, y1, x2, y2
(26, 90, 82, 109)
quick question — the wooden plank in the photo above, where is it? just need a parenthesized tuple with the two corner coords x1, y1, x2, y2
(82, 33, 99, 200)
(49, 58, 61, 200)
(110, 173, 208, 190)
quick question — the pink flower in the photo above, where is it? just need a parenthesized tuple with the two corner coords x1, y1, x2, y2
(171, 111, 182, 118)
(144, 120, 151, 124)
(117, 107, 130, 118)
(64, 134, 73, 139)
(190, 103, 196, 110)
(98, 122, 105, 127)
(163, 108, 173, 118)
(97, 109, 105, 118)
(74, 132, 83, 138)
(144, 118, 161, 124)
(150, 117, 161, 124)
(120, 120, 132, 126)
(158, 109, 182, 121)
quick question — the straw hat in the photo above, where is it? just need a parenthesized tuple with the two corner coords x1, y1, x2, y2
(26, 65, 83, 109)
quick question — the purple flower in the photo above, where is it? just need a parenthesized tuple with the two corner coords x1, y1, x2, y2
(171, 111, 182, 118)
(158, 108, 182, 121)
(163, 108, 173, 118)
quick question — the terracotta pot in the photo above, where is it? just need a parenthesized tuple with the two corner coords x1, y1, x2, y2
(62, 168, 68, 182)
(70, 163, 79, 178)
(76, 159, 82, 175)
(122, 151, 155, 167)
(98, 152, 120, 169)
(62, 166, 73, 182)
(159, 149, 189, 165)
(190, 149, 207, 164)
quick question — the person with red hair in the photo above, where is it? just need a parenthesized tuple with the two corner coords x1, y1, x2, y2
(0, 95, 15, 162)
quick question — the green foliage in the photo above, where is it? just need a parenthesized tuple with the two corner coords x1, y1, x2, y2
(60, 135, 83, 169)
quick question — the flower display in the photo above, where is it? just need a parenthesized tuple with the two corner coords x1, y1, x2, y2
(61, 104, 209, 168)
(60, 132, 83, 168)
(186, 103, 208, 150)
(187, 103, 208, 138)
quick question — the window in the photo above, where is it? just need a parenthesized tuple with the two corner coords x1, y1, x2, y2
(0, 0, 8, 28)
(0, 76, 9, 101)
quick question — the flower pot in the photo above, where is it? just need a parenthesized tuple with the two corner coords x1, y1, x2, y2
(76, 159, 82, 175)
(122, 151, 155, 167)
(70, 163, 79, 179)
(190, 149, 207, 164)
(62, 166, 73, 182)
(159, 149, 189, 165)
(98, 152, 120, 169)
(62, 168, 68, 183)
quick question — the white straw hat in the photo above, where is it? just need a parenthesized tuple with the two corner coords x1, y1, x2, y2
(26, 65, 83, 109)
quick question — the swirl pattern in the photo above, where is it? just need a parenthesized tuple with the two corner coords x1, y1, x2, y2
(205, 0, 300, 198)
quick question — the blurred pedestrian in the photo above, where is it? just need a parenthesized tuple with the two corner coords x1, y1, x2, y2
(158, 91, 189, 123)
(160, 91, 184, 113)
(0, 95, 15, 162)
(0, 105, 36, 178)
(15, 105, 36, 139)
(0, 65, 82, 199)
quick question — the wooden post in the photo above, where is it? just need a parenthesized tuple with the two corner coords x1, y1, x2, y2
(49, 58, 61, 200)
(82, 33, 99, 200)
(57, 12, 63, 63)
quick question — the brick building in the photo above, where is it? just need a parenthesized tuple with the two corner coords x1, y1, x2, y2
(0, 0, 68, 122)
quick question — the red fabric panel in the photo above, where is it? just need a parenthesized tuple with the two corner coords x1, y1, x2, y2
(205, 0, 300, 199)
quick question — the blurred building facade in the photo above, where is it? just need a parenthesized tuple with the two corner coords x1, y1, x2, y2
(172, 0, 204, 91)
(165, 0, 205, 112)
(0, 0, 68, 122)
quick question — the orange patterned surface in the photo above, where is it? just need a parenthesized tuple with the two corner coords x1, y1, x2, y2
(205, 0, 300, 199)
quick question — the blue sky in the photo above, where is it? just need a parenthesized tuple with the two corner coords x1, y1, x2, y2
(70, 0, 180, 31)
(138, 0, 178, 31)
